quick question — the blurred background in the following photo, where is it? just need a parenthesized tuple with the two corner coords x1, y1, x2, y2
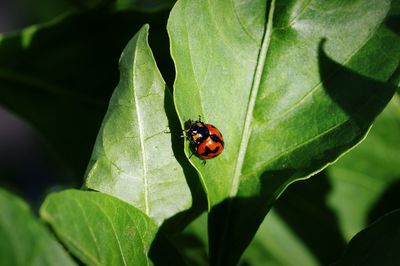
(0, 0, 78, 208)
(0, 0, 174, 208)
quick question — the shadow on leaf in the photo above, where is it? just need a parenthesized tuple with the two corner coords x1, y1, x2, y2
(368, 178, 400, 225)
(160, 85, 207, 233)
(203, 39, 396, 266)
(274, 171, 347, 265)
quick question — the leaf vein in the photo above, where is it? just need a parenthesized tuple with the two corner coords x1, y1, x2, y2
(132, 30, 150, 216)
(73, 198, 102, 260)
(232, 0, 276, 197)
(231, 0, 259, 44)
(263, 22, 382, 129)
(124, 211, 152, 265)
(91, 201, 128, 266)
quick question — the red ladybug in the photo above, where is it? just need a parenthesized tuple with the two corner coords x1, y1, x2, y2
(185, 117, 224, 160)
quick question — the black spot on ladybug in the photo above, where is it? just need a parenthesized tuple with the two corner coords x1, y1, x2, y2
(210, 134, 223, 144)
(200, 146, 220, 156)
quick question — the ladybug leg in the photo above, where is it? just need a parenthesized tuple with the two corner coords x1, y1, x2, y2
(201, 159, 207, 165)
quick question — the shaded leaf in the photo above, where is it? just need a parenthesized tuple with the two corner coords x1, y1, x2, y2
(168, 0, 400, 264)
(334, 210, 400, 266)
(40, 189, 184, 266)
(272, 172, 346, 265)
(172, 213, 209, 266)
(327, 96, 400, 240)
(245, 97, 400, 265)
(0, 188, 75, 266)
(175, 210, 319, 266)
(84, 25, 192, 225)
(240, 210, 318, 266)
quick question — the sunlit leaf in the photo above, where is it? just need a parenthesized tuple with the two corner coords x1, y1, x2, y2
(168, 0, 400, 264)
(85, 25, 192, 225)
(40, 189, 184, 265)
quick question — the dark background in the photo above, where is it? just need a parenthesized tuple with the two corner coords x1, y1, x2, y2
(0, 0, 78, 206)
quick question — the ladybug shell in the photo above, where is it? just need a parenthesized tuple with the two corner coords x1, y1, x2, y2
(196, 124, 224, 159)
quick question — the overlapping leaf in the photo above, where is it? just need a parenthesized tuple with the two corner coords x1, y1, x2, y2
(328, 96, 400, 240)
(168, 0, 400, 264)
(0, 188, 75, 266)
(40, 189, 184, 265)
(85, 25, 191, 225)
(240, 210, 318, 266)
(335, 209, 400, 266)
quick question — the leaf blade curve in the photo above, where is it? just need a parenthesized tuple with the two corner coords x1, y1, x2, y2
(85, 25, 191, 225)
(40, 190, 184, 266)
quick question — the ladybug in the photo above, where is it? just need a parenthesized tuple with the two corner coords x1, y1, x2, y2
(184, 117, 224, 160)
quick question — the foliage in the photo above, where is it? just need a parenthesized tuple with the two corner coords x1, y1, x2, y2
(0, 0, 399, 265)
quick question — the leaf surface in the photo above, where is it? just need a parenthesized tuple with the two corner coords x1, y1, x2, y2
(328, 96, 400, 240)
(85, 25, 191, 225)
(168, 0, 400, 264)
(335, 209, 400, 266)
(40, 189, 184, 266)
(240, 210, 318, 266)
(249, 97, 400, 264)
(0, 188, 75, 266)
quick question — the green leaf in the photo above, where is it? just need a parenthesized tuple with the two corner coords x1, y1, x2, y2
(168, 0, 400, 264)
(271, 172, 347, 265)
(172, 213, 209, 266)
(0, 188, 75, 266)
(175, 210, 319, 266)
(0, 10, 170, 176)
(240, 210, 318, 266)
(327, 96, 400, 240)
(85, 24, 192, 225)
(40, 189, 184, 266)
(334, 210, 400, 266)
(249, 97, 400, 264)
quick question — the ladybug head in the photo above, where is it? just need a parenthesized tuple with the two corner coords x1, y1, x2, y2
(184, 119, 194, 131)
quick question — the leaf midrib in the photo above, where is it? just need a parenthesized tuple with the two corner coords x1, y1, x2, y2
(231, 0, 276, 197)
(130, 29, 150, 216)
(91, 200, 128, 266)
(213, 1, 276, 265)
